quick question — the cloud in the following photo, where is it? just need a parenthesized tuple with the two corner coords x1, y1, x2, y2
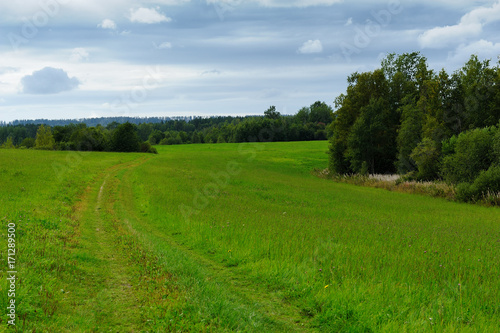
(70, 48, 90, 62)
(21, 67, 80, 94)
(128, 7, 172, 24)
(153, 42, 173, 49)
(419, 1, 500, 48)
(298, 40, 323, 54)
(206, 0, 341, 8)
(448, 39, 500, 64)
(201, 69, 221, 75)
(98, 19, 117, 30)
(0, 67, 19, 75)
(345, 17, 353, 26)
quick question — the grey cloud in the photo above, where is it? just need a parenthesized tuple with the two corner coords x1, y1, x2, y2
(21, 67, 80, 94)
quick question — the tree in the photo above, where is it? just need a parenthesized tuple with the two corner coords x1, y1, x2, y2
(459, 55, 499, 129)
(410, 138, 440, 180)
(309, 101, 334, 124)
(346, 97, 393, 174)
(329, 69, 394, 174)
(110, 122, 141, 152)
(35, 124, 55, 150)
(396, 100, 422, 173)
(1, 137, 15, 149)
(148, 130, 164, 145)
(264, 106, 280, 119)
(295, 107, 310, 124)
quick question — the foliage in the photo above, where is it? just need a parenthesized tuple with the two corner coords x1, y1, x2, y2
(329, 52, 500, 185)
(0, 137, 15, 149)
(264, 105, 281, 119)
(329, 69, 398, 174)
(110, 122, 142, 153)
(493, 126, 500, 164)
(456, 165, 500, 203)
(441, 126, 496, 183)
(410, 137, 440, 180)
(20, 137, 35, 149)
(35, 124, 55, 150)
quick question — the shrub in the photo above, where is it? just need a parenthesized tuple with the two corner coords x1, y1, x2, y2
(140, 142, 158, 154)
(441, 127, 495, 183)
(20, 137, 35, 149)
(493, 129, 500, 165)
(456, 165, 500, 203)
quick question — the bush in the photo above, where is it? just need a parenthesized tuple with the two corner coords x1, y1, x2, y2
(140, 142, 158, 154)
(493, 129, 500, 165)
(20, 137, 35, 149)
(456, 165, 500, 203)
(455, 183, 475, 202)
(441, 127, 495, 183)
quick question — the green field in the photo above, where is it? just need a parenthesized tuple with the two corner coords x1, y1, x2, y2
(1, 142, 499, 332)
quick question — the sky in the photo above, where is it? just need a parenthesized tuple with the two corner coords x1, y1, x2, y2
(1, 0, 499, 122)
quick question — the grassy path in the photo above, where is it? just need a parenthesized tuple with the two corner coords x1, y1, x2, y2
(117, 165, 313, 332)
(66, 155, 313, 332)
(64, 157, 153, 331)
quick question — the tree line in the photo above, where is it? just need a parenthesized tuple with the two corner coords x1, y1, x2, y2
(0, 101, 333, 151)
(328, 52, 500, 202)
(1, 122, 158, 154)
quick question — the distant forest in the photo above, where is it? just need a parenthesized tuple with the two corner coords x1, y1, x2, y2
(0, 102, 333, 151)
(0, 116, 194, 127)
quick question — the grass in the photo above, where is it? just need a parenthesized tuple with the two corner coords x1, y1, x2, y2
(128, 142, 500, 331)
(1, 142, 500, 331)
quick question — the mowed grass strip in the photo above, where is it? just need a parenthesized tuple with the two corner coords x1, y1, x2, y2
(126, 141, 500, 332)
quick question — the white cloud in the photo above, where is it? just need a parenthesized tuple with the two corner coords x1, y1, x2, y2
(298, 40, 323, 54)
(419, 1, 500, 48)
(128, 7, 171, 24)
(448, 39, 500, 64)
(98, 19, 117, 30)
(21, 67, 80, 94)
(418, 23, 482, 48)
(70, 48, 90, 62)
(345, 17, 353, 26)
(154, 42, 173, 49)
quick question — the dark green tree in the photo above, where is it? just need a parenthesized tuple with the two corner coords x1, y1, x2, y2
(309, 101, 334, 124)
(110, 122, 141, 152)
(264, 106, 281, 119)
